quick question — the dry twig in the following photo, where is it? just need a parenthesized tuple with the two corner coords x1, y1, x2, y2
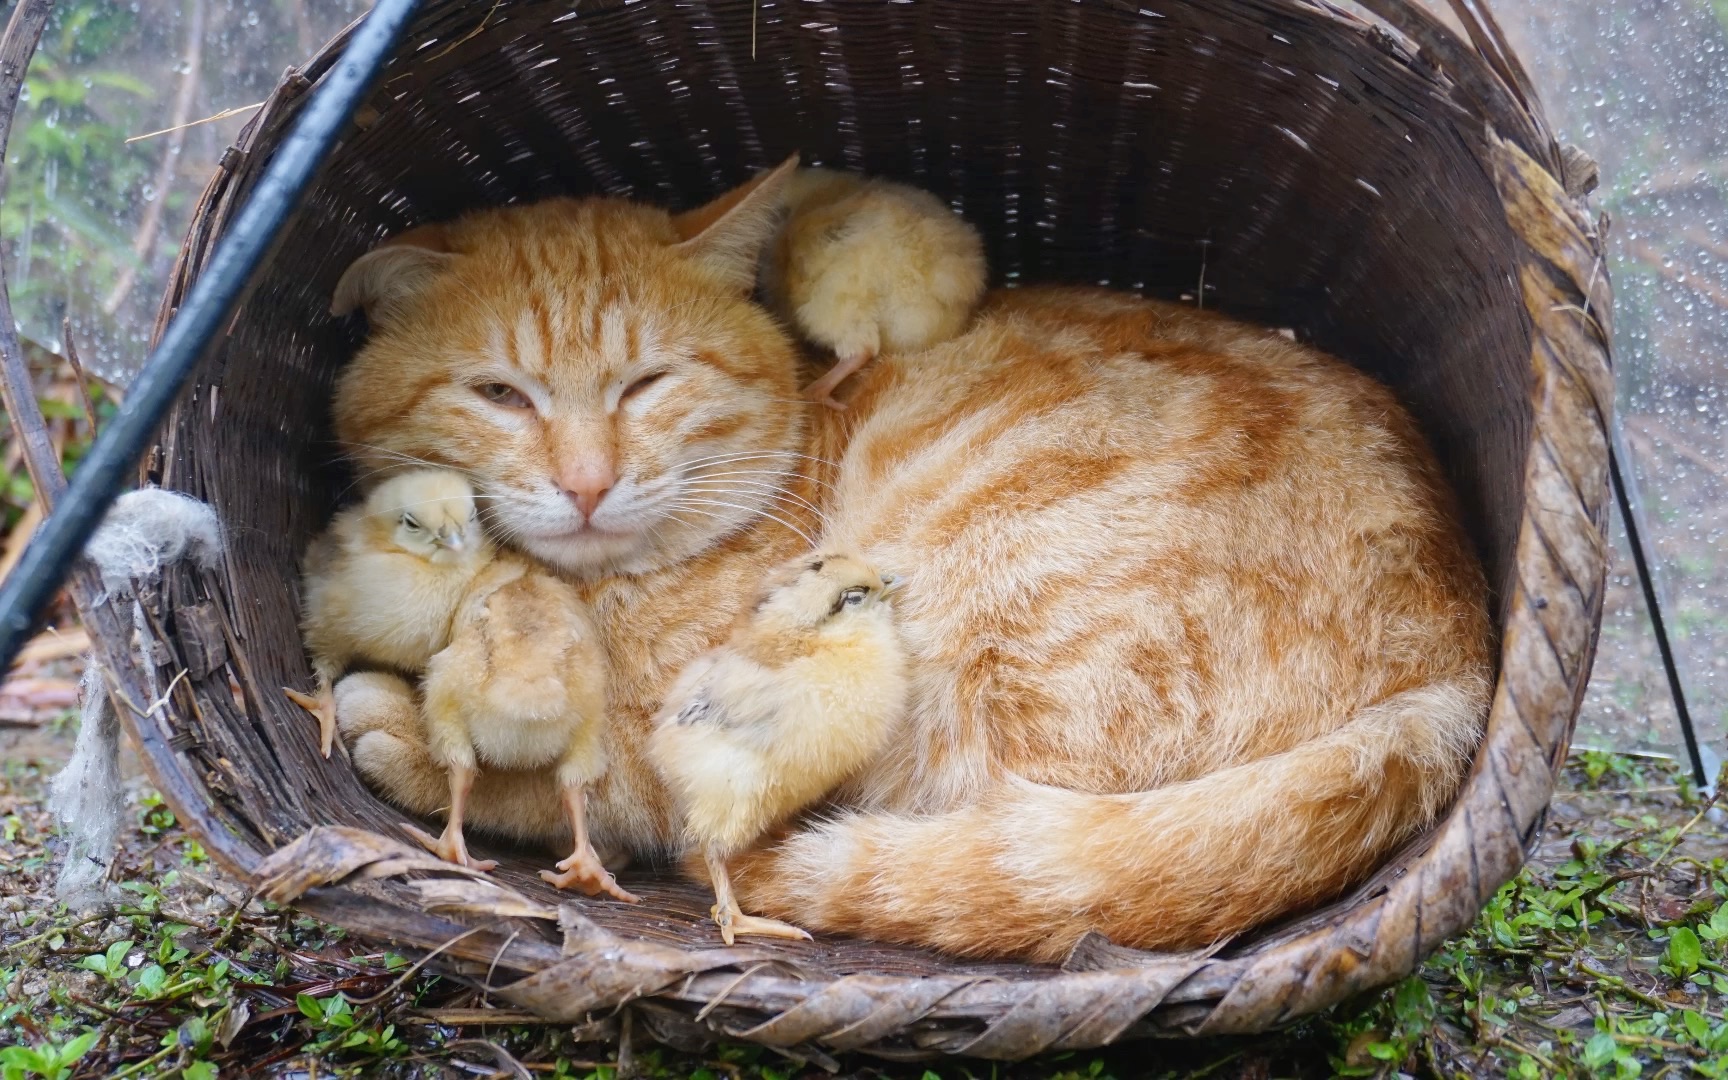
(0, 0, 65, 509)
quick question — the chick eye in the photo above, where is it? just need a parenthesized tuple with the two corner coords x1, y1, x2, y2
(477, 382, 531, 409)
(620, 371, 668, 401)
(842, 587, 869, 606)
(401, 514, 422, 532)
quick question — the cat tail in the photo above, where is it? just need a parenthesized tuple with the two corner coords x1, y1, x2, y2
(728, 675, 1488, 962)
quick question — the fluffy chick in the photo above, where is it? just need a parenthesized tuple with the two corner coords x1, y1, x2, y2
(413, 553, 637, 901)
(762, 167, 988, 409)
(287, 468, 486, 757)
(649, 553, 908, 943)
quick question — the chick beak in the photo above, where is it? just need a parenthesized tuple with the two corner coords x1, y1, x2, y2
(439, 529, 466, 554)
(878, 573, 902, 599)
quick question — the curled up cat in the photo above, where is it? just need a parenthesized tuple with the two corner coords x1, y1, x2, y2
(319, 157, 1493, 962)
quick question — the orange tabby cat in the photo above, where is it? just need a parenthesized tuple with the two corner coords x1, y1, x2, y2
(325, 159, 1493, 961)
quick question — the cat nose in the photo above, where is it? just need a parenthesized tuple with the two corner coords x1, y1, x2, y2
(558, 461, 616, 519)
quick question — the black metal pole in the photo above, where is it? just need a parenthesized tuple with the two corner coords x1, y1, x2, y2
(1609, 434, 1710, 789)
(0, 0, 422, 671)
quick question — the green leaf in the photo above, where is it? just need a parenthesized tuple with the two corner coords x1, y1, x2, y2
(1670, 927, 1705, 978)
(1686, 1010, 1713, 1044)
(104, 939, 133, 973)
(1366, 1041, 1400, 1061)
(296, 993, 322, 1022)
(182, 1063, 217, 1080)
(56, 1032, 95, 1063)
(1391, 976, 1432, 1029)
(1584, 1032, 1618, 1068)
(133, 963, 166, 996)
(177, 1014, 211, 1054)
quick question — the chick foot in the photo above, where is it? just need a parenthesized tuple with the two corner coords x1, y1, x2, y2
(539, 848, 639, 902)
(705, 847, 811, 944)
(401, 762, 495, 870)
(283, 681, 337, 758)
(711, 902, 813, 945)
(542, 783, 638, 900)
(802, 348, 872, 410)
(401, 821, 497, 872)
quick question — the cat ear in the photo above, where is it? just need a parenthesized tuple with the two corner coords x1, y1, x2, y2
(331, 224, 455, 319)
(671, 154, 800, 294)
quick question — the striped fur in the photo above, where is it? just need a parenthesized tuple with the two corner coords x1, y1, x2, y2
(330, 175, 1493, 961)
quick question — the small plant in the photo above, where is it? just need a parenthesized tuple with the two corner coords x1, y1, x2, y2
(0, 1031, 97, 1080)
(77, 939, 133, 981)
(138, 790, 176, 837)
(297, 992, 405, 1059)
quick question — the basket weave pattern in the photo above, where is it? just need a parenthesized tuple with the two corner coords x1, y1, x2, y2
(83, 0, 1612, 1057)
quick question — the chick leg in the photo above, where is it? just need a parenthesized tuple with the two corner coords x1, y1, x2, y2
(802, 347, 873, 411)
(283, 674, 337, 758)
(401, 762, 497, 872)
(539, 784, 639, 902)
(706, 847, 812, 945)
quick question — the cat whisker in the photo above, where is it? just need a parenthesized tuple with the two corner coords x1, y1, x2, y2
(676, 448, 838, 467)
(668, 503, 816, 549)
(680, 466, 836, 487)
(682, 493, 829, 531)
(343, 442, 448, 468)
(675, 449, 840, 473)
(684, 468, 838, 492)
(680, 480, 829, 522)
(365, 493, 510, 518)
(680, 476, 829, 514)
(668, 498, 817, 547)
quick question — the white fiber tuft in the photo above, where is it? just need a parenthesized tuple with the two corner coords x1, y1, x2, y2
(47, 488, 224, 908)
(82, 487, 223, 599)
(47, 666, 126, 910)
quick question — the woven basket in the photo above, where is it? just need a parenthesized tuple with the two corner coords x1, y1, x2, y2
(91, 0, 1612, 1059)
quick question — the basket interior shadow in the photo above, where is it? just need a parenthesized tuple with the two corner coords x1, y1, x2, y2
(94, 0, 1614, 1058)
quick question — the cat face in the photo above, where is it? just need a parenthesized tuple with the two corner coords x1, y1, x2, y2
(331, 161, 807, 577)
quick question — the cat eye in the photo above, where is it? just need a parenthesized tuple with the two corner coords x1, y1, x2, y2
(620, 371, 669, 401)
(477, 382, 531, 409)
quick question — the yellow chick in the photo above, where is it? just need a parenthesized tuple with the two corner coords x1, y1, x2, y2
(286, 468, 486, 757)
(411, 553, 637, 901)
(648, 553, 908, 943)
(762, 167, 988, 409)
